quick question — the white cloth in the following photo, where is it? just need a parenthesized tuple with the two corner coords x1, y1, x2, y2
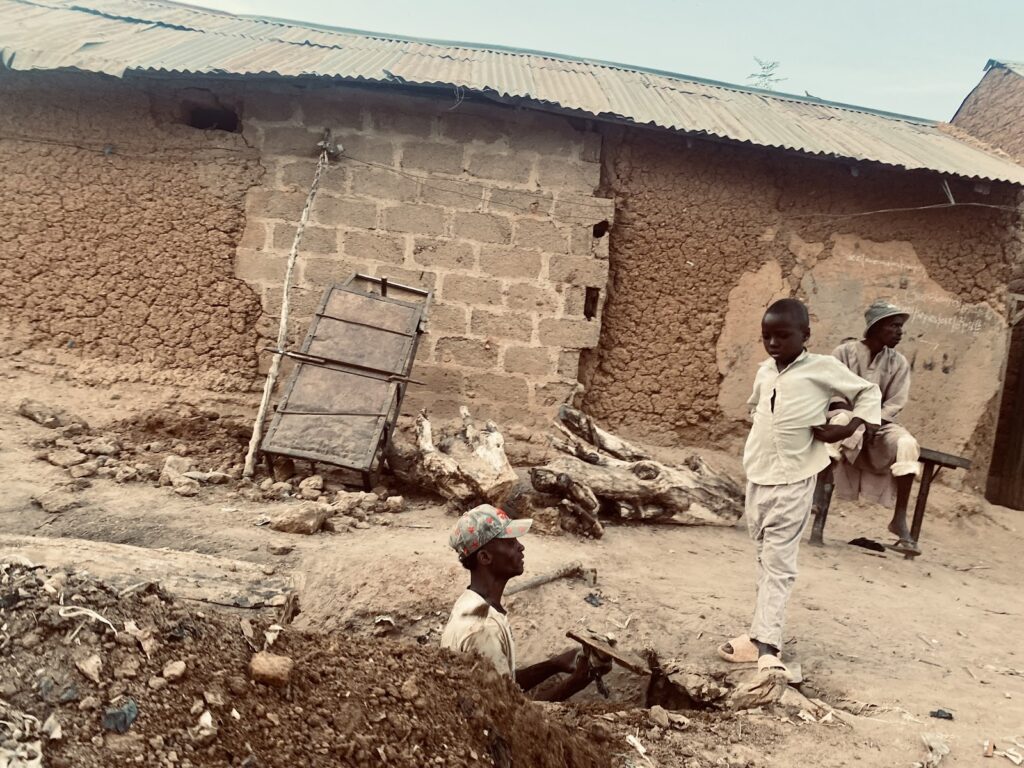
(743, 350, 882, 486)
(746, 476, 816, 650)
(831, 340, 911, 422)
(440, 589, 516, 676)
(826, 411, 921, 506)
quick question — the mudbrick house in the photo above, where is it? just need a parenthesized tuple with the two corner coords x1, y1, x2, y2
(953, 59, 1024, 508)
(2, 0, 1024, 503)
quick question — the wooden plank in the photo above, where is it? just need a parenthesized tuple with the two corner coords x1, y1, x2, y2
(919, 447, 971, 470)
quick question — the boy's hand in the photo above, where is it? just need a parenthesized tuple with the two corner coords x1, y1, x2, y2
(813, 421, 861, 443)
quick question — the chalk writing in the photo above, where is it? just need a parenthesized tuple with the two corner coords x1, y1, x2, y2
(844, 252, 924, 273)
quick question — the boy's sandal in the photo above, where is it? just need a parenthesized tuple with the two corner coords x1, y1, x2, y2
(757, 654, 794, 682)
(717, 635, 759, 663)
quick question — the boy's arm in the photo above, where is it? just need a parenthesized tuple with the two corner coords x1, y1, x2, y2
(812, 362, 881, 442)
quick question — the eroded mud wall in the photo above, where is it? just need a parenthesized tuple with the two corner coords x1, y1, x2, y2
(582, 128, 1021, 483)
(0, 70, 263, 390)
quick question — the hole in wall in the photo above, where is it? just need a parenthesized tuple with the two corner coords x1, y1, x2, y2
(584, 287, 600, 320)
(184, 104, 240, 133)
(592, 220, 610, 238)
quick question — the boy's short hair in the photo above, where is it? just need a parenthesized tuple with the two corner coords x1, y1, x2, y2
(764, 298, 810, 330)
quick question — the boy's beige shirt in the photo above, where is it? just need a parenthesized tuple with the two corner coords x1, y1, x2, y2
(441, 589, 516, 676)
(744, 350, 882, 485)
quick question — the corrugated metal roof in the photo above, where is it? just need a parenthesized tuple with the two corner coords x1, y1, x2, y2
(4, 0, 1024, 185)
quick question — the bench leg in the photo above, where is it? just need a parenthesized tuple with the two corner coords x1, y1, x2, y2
(809, 466, 835, 546)
(906, 461, 937, 560)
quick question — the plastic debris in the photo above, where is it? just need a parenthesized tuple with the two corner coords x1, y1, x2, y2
(929, 709, 954, 720)
(101, 698, 139, 734)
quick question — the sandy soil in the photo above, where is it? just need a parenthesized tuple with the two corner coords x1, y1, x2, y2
(1, 358, 1022, 767)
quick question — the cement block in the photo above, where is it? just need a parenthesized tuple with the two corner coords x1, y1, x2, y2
(412, 238, 475, 270)
(478, 246, 542, 279)
(470, 309, 534, 342)
(246, 190, 307, 221)
(435, 337, 499, 369)
(514, 218, 569, 253)
(467, 152, 534, 185)
(504, 346, 555, 376)
(342, 230, 406, 265)
(442, 275, 503, 306)
(299, 256, 368, 287)
(235, 250, 287, 283)
(419, 179, 484, 209)
(439, 113, 507, 144)
(506, 283, 558, 313)
(350, 165, 419, 202)
(273, 224, 338, 254)
(548, 255, 609, 287)
(488, 187, 553, 217)
(465, 372, 531, 405)
(538, 317, 600, 349)
(452, 211, 511, 244)
(310, 196, 378, 229)
(425, 302, 469, 335)
(400, 142, 465, 175)
(383, 204, 446, 236)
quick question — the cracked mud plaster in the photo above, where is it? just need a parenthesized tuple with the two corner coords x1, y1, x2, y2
(582, 130, 1022, 465)
(0, 71, 264, 390)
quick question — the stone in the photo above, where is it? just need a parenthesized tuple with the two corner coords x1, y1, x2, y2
(271, 458, 296, 483)
(19, 400, 85, 429)
(115, 466, 140, 483)
(114, 657, 141, 680)
(299, 487, 321, 500)
(75, 654, 103, 684)
(148, 676, 168, 691)
(101, 698, 139, 734)
(268, 544, 294, 556)
(69, 462, 98, 479)
(648, 705, 670, 729)
(269, 503, 328, 535)
(249, 652, 293, 687)
(47, 449, 87, 468)
(32, 490, 82, 514)
(298, 475, 324, 491)
(79, 695, 101, 711)
(384, 496, 404, 513)
(160, 456, 195, 486)
(227, 676, 249, 696)
(162, 660, 187, 682)
(79, 437, 121, 456)
(173, 482, 200, 497)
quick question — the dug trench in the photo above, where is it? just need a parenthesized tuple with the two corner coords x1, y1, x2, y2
(3, 364, 1024, 767)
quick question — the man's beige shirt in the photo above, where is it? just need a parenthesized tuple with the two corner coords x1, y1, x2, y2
(744, 350, 882, 486)
(440, 589, 516, 677)
(831, 340, 911, 422)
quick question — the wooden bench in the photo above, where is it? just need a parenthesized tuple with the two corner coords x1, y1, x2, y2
(809, 447, 972, 559)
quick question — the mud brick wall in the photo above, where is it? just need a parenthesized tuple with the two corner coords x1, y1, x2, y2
(0, 70, 264, 390)
(953, 67, 1024, 164)
(582, 127, 1022, 486)
(236, 82, 613, 452)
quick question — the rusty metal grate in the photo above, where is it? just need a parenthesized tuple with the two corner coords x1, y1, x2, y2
(260, 275, 431, 486)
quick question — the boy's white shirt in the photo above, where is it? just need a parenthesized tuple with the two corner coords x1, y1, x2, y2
(744, 350, 882, 486)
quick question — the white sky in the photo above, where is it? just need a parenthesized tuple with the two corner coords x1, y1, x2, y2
(195, 0, 1022, 121)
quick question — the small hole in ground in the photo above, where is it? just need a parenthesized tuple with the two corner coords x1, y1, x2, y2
(592, 220, 610, 238)
(185, 105, 240, 132)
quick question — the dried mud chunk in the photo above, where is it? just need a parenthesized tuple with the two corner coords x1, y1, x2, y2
(249, 651, 294, 687)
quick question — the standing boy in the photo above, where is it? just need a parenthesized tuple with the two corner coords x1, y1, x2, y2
(718, 299, 881, 676)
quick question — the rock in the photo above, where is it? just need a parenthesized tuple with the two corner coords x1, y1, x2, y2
(354, 521, 370, 530)
(371, 484, 390, 500)
(19, 399, 85, 429)
(79, 696, 101, 711)
(47, 449, 87, 468)
(114, 466, 139, 483)
(69, 462, 99, 479)
(79, 437, 121, 456)
(299, 475, 324, 491)
(249, 652, 293, 687)
(148, 676, 168, 691)
(160, 456, 195, 486)
(135, 464, 159, 481)
(226, 676, 248, 696)
(75, 654, 103, 684)
(399, 676, 419, 701)
(269, 503, 328, 535)
(205, 472, 231, 485)
(259, 478, 274, 491)
(101, 697, 139, 733)
(173, 482, 200, 497)
(162, 660, 187, 682)
(172, 443, 190, 456)
(18, 633, 40, 651)
(648, 705, 671, 729)
(203, 689, 225, 708)
(38, 675, 78, 704)
(31, 490, 82, 514)
(113, 657, 141, 680)
(268, 544, 294, 556)
(299, 486, 322, 500)
(384, 496, 405, 513)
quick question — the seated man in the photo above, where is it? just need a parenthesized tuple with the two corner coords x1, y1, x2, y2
(441, 504, 605, 701)
(823, 299, 922, 554)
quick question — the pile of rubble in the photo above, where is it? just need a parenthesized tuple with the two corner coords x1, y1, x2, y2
(0, 561, 610, 768)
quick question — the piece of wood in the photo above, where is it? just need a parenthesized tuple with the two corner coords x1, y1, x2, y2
(506, 561, 595, 595)
(244, 132, 334, 479)
(566, 630, 649, 675)
(528, 406, 744, 527)
(386, 408, 518, 508)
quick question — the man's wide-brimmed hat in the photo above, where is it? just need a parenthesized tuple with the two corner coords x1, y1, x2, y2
(449, 504, 532, 560)
(864, 299, 909, 333)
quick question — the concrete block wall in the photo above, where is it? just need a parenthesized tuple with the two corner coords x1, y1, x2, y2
(235, 83, 614, 451)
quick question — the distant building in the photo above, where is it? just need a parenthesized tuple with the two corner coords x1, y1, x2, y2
(2, 0, 1023, 497)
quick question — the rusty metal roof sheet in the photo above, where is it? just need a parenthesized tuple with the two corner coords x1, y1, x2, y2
(4, 0, 1024, 184)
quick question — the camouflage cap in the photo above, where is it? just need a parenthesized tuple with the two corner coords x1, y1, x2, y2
(449, 504, 532, 560)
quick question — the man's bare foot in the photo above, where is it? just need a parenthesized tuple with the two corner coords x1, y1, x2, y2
(888, 519, 912, 542)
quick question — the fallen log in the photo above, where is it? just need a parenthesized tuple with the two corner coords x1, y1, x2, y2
(531, 406, 743, 527)
(385, 407, 517, 510)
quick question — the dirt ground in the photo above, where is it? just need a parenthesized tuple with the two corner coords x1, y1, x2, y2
(1, 355, 1023, 767)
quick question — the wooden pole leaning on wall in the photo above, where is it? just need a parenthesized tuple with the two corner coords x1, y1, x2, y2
(243, 131, 339, 479)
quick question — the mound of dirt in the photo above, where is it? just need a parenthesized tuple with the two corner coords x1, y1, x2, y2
(110, 407, 252, 473)
(0, 562, 609, 768)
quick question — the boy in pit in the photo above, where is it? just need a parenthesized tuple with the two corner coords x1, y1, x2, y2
(718, 299, 882, 676)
